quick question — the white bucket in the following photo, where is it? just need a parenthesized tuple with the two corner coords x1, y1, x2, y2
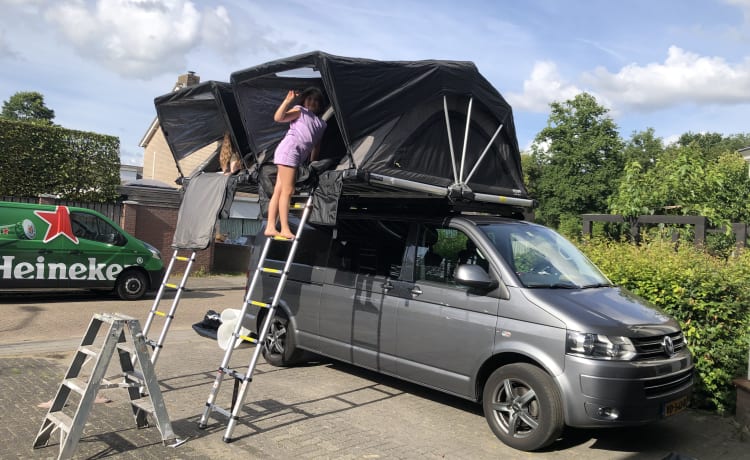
(216, 308, 254, 350)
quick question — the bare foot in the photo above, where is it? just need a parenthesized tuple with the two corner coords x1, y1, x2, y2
(279, 230, 295, 239)
(264, 228, 279, 237)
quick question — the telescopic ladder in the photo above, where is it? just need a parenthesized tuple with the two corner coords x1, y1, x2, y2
(139, 172, 234, 366)
(198, 192, 315, 442)
(142, 249, 197, 365)
(33, 313, 183, 459)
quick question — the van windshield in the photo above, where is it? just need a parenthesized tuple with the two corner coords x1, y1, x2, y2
(478, 223, 611, 289)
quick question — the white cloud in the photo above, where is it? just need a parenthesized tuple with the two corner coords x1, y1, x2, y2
(0, 30, 20, 59)
(505, 61, 584, 112)
(41, 0, 234, 78)
(584, 46, 750, 111)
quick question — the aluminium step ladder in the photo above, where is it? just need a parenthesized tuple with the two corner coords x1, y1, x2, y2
(142, 250, 197, 365)
(198, 192, 315, 442)
(33, 313, 183, 459)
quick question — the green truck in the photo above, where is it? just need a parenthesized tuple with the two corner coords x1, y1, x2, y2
(0, 201, 164, 299)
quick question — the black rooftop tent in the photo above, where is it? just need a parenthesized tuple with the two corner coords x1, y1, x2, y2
(229, 51, 532, 210)
(154, 80, 250, 180)
(153, 52, 534, 234)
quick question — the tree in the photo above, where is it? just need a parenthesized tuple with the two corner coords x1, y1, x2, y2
(1, 91, 55, 125)
(622, 128, 664, 173)
(529, 93, 624, 229)
(676, 132, 750, 161)
(609, 137, 750, 225)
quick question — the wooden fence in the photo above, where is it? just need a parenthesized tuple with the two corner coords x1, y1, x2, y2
(582, 214, 748, 249)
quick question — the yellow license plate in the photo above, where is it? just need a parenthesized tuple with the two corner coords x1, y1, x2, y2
(663, 395, 689, 417)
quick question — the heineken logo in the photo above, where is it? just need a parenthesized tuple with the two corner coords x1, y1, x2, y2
(0, 256, 126, 281)
(34, 206, 79, 244)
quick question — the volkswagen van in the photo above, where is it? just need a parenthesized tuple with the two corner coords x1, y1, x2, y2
(243, 208, 694, 451)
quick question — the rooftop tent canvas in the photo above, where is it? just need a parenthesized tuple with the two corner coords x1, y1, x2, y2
(153, 81, 251, 180)
(153, 81, 247, 249)
(229, 51, 528, 201)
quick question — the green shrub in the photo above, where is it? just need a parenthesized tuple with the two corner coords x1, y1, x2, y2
(578, 237, 750, 414)
(0, 119, 120, 201)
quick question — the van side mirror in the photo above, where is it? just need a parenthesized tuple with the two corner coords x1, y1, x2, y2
(454, 264, 498, 290)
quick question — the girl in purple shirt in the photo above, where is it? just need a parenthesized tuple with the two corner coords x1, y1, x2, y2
(264, 87, 327, 239)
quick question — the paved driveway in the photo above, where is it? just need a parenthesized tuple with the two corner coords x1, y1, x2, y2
(0, 288, 746, 459)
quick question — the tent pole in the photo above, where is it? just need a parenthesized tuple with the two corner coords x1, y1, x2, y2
(459, 97, 473, 184)
(465, 124, 504, 184)
(443, 96, 459, 184)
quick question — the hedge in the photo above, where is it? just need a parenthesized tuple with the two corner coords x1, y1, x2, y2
(0, 119, 120, 201)
(579, 237, 750, 414)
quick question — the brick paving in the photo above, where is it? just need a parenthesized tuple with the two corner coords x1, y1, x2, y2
(0, 278, 747, 459)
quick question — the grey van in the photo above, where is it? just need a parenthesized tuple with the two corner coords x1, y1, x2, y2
(243, 208, 694, 451)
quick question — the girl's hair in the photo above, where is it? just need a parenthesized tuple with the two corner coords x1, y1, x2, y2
(219, 131, 233, 171)
(299, 87, 325, 115)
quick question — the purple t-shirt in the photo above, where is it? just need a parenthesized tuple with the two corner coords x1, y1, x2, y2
(274, 105, 327, 167)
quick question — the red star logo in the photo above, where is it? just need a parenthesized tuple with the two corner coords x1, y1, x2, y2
(34, 206, 79, 244)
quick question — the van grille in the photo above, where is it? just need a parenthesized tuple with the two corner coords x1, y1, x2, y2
(631, 332, 686, 360)
(643, 367, 694, 398)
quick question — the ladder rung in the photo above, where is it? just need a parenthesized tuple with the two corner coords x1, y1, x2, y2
(164, 284, 178, 289)
(250, 300, 269, 308)
(78, 345, 99, 357)
(208, 403, 232, 419)
(117, 343, 134, 355)
(131, 398, 155, 414)
(220, 367, 246, 381)
(272, 235, 293, 241)
(261, 267, 282, 274)
(175, 256, 189, 261)
(63, 377, 89, 396)
(46, 411, 73, 433)
(123, 370, 145, 385)
(238, 334, 257, 344)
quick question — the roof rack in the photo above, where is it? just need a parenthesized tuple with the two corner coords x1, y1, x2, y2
(339, 169, 533, 208)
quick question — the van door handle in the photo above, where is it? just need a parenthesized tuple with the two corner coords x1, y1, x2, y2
(410, 286, 422, 297)
(37, 249, 53, 255)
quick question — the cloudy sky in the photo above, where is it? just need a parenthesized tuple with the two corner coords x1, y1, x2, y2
(2, 0, 750, 166)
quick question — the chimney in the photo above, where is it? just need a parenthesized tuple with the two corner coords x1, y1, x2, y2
(175, 71, 200, 90)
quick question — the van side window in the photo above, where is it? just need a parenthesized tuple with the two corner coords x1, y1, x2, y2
(327, 219, 407, 277)
(70, 212, 126, 246)
(416, 225, 488, 285)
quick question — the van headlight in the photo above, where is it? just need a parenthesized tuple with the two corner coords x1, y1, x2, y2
(566, 331, 637, 361)
(143, 242, 161, 260)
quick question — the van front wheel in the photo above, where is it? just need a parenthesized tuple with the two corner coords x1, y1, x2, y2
(115, 269, 148, 300)
(261, 310, 307, 367)
(482, 363, 564, 451)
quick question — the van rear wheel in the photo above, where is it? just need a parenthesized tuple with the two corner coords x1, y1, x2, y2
(482, 363, 564, 451)
(115, 269, 147, 300)
(261, 310, 307, 367)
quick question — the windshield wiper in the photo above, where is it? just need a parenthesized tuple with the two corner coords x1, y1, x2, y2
(580, 282, 612, 289)
(527, 283, 579, 289)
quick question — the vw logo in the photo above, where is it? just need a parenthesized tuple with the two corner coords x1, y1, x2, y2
(662, 335, 675, 356)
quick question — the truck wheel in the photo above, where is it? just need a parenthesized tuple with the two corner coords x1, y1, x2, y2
(261, 310, 307, 367)
(115, 269, 148, 300)
(482, 363, 564, 451)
